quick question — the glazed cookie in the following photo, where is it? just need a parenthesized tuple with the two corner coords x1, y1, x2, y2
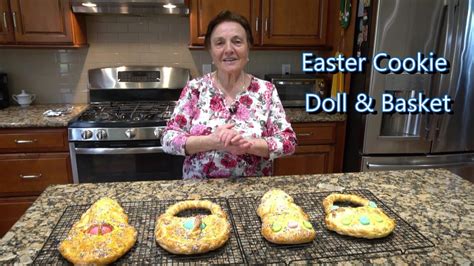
(257, 189, 299, 218)
(258, 190, 316, 244)
(155, 200, 231, 255)
(323, 193, 396, 239)
(59, 197, 137, 265)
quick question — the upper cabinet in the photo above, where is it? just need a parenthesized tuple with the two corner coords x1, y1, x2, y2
(261, 0, 327, 46)
(0, 0, 87, 47)
(189, 0, 329, 49)
(0, 0, 14, 43)
(189, 0, 261, 46)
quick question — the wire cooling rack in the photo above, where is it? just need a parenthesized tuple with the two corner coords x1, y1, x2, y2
(227, 189, 434, 265)
(33, 198, 245, 265)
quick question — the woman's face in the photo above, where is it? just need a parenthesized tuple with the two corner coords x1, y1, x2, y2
(209, 21, 249, 75)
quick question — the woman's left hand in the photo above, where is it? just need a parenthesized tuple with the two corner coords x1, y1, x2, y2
(224, 138, 253, 155)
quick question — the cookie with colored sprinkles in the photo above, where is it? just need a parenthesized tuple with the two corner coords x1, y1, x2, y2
(322, 193, 396, 239)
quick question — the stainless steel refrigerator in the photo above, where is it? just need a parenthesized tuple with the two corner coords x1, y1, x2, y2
(344, 0, 474, 179)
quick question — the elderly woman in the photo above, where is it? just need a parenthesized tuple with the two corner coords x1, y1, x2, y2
(162, 10, 296, 179)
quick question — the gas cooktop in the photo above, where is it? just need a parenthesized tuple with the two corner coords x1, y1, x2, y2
(68, 66, 189, 142)
(70, 101, 175, 128)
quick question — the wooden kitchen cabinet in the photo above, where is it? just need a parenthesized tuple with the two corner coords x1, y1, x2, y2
(273, 121, 345, 175)
(0, 0, 87, 47)
(0, 127, 72, 237)
(0, 0, 15, 43)
(189, 0, 260, 46)
(261, 0, 328, 46)
(0, 196, 36, 237)
(189, 0, 329, 48)
(0, 152, 72, 196)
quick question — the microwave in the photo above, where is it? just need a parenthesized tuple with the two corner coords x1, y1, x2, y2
(0, 73, 9, 109)
(264, 74, 328, 107)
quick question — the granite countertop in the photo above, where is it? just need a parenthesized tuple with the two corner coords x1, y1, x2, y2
(0, 104, 88, 128)
(0, 104, 342, 128)
(0, 169, 472, 264)
(285, 108, 346, 123)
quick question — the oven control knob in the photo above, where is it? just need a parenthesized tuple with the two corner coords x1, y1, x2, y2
(154, 128, 164, 139)
(96, 129, 108, 140)
(81, 130, 93, 140)
(125, 128, 136, 139)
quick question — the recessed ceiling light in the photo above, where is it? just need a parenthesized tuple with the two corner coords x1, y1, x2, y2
(163, 3, 176, 9)
(82, 2, 97, 7)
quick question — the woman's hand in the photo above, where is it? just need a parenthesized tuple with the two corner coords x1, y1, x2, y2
(214, 124, 240, 147)
(209, 124, 252, 155)
(224, 137, 253, 155)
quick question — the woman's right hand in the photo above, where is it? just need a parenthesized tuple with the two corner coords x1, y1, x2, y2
(210, 124, 252, 154)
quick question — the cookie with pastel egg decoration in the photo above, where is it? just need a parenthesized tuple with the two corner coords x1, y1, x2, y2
(323, 193, 396, 239)
(258, 189, 316, 244)
(58, 197, 138, 265)
(155, 200, 231, 255)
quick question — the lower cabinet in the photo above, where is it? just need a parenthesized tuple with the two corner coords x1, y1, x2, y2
(0, 127, 72, 237)
(0, 153, 71, 195)
(273, 121, 345, 175)
(274, 145, 335, 175)
(0, 196, 36, 236)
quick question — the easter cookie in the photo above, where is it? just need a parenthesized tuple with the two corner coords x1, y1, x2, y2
(323, 193, 396, 239)
(155, 200, 231, 254)
(258, 189, 316, 244)
(59, 197, 137, 265)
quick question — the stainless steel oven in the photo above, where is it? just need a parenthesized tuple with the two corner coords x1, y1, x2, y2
(69, 136, 184, 183)
(68, 66, 190, 183)
(265, 74, 328, 107)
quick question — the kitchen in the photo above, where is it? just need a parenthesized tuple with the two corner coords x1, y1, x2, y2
(0, 0, 473, 264)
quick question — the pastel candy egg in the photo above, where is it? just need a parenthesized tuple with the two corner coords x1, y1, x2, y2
(342, 216, 352, 225)
(374, 215, 384, 223)
(359, 216, 370, 225)
(272, 223, 282, 232)
(183, 219, 194, 230)
(287, 221, 298, 228)
(303, 221, 313, 229)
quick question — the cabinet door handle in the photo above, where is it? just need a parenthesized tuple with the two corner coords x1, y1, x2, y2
(12, 11, 17, 31)
(2, 12, 7, 31)
(20, 174, 42, 179)
(255, 17, 259, 32)
(297, 133, 313, 137)
(264, 17, 268, 33)
(14, 139, 38, 144)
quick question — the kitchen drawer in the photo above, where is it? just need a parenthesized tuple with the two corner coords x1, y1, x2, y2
(0, 153, 72, 196)
(293, 123, 336, 145)
(0, 128, 68, 152)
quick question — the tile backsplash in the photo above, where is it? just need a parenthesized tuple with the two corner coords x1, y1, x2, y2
(0, 15, 316, 104)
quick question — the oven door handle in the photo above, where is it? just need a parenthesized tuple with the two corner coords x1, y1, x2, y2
(75, 147, 164, 155)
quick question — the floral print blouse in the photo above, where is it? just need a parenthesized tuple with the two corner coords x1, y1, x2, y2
(161, 73, 297, 179)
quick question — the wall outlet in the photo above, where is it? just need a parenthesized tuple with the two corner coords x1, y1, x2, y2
(202, 64, 212, 75)
(282, 64, 291, 75)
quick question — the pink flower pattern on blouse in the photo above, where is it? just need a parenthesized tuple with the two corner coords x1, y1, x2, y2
(161, 73, 297, 179)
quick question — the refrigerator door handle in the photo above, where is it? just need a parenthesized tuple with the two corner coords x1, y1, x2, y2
(425, 2, 450, 141)
(366, 161, 470, 170)
(432, 0, 461, 144)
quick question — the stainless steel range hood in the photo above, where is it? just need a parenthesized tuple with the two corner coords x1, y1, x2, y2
(71, 0, 189, 16)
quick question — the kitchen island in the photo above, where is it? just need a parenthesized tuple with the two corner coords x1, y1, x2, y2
(0, 169, 472, 264)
